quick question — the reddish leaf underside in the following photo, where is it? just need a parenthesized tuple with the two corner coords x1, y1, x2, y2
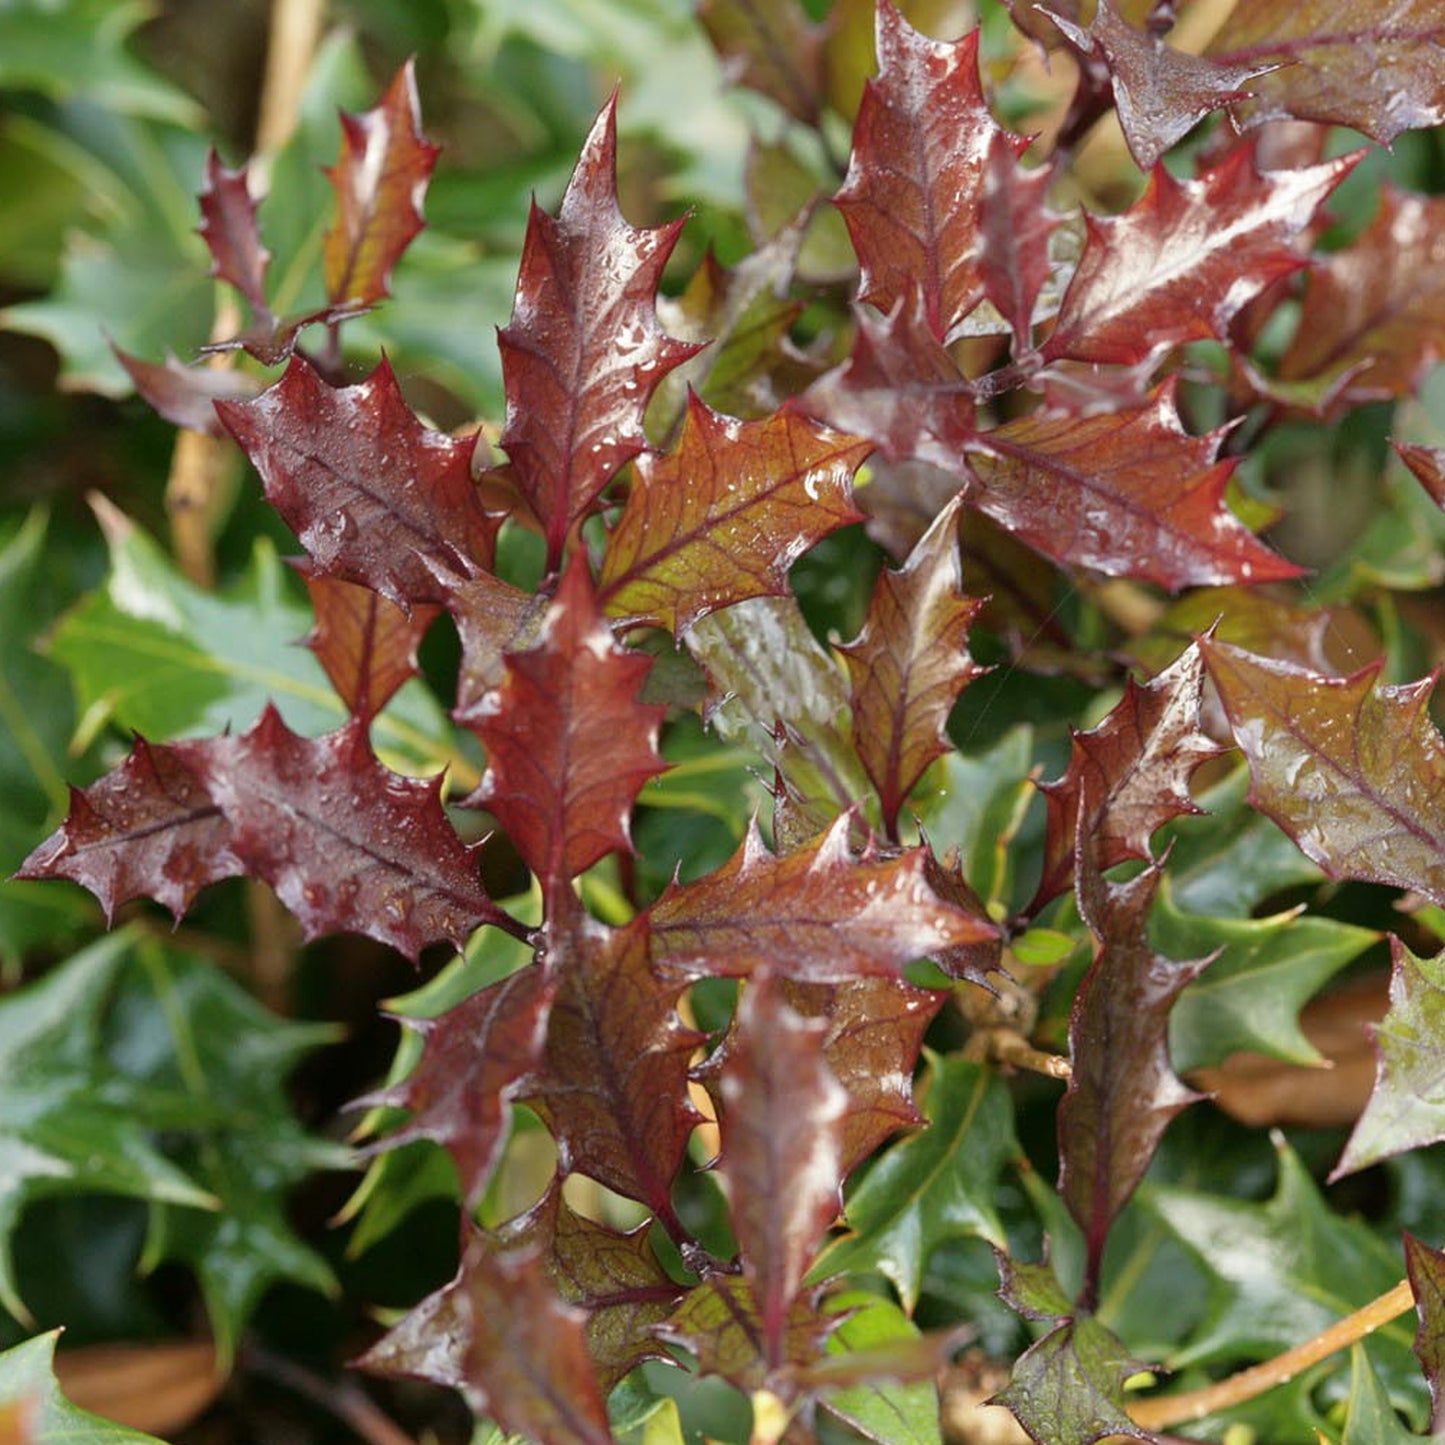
(1200, 639, 1445, 908)
(597, 394, 870, 638)
(178, 706, 504, 960)
(217, 356, 498, 607)
(16, 737, 243, 923)
(1405, 1232, 1445, 1435)
(464, 557, 666, 901)
(650, 815, 995, 984)
(1397, 442, 1445, 508)
(446, 571, 548, 720)
(322, 58, 439, 308)
(115, 348, 261, 436)
(498, 97, 698, 567)
(197, 149, 271, 314)
(697, 0, 825, 124)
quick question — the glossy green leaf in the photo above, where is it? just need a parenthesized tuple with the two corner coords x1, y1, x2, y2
(817, 1293, 943, 1445)
(0, 1331, 168, 1445)
(1340, 1342, 1423, 1444)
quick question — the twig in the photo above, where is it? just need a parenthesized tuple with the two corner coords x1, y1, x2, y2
(243, 1344, 421, 1445)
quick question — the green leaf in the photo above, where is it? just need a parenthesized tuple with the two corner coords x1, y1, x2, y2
(812, 1054, 1017, 1312)
(1340, 1342, 1423, 1444)
(0, 1330, 168, 1444)
(1160, 880, 1380, 1074)
(819, 1293, 943, 1445)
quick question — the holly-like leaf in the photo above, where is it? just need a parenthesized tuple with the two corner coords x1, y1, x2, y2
(834, 1, 1033, 342)
(967, 385, 1300, 590)
(17, 736, 242, 924)
(0, 1332, 168, 1445)
(1030, 643, 1222, 912)
(1208, 2, 1445, 145)
(975, 142, 1060, 353)
(322, 58, 439, 308)
(839, 497, 984, 836)
(1407, 1232, 1445, 1433)
(1199, 640, 1445, 909)
(813, 1054, 1016, 1313)
(498, 97, 698, 567)
(197, 150, 270, 317)
(363, 966, 555, 1209)
(1278, 188, 1445, 409)
(447, 571, 548, 719)
(1339, 1343, 1423, 1445)
(303, 575, 439, 725)
(360, 1232, 613, 1445)
(650, 815, 995, 985)
(1059, 830, 1212, 1307)
(179, 706, 506, 959)
(114, 347, 261, 435)
(715, 975, 848, 1369)
(1042, 144, 1355, 367)
(217, 356, 498, 608)
(1334, 939, 1445, 1178)
(597, 394, 869, 638)
(697, 0, 825, 124)
(524, 917, 703, 1219)
(499, 1179, 682, 1391)
(463, 557, 666, 902)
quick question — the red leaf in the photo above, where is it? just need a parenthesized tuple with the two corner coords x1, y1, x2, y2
(598, 394, 869, 637)
(1059, 826, 1212, 1306)
(1398, 441, 1445, 508)
(322, 59, 439, 308)
(16, 738, 242, 923)
(698, 0, 825, 124)
(302, 575, 439, 724)
(359, 1232, 612, 1445)
(114, 348, 261, 436)
(178, 706, 505, 960)
(966, 383, 1300, 590)
(1209, 1, 1445, 146)
(364, 966, 555, 1208)
(1278, 187, 1445, 409)
(714, 975, 848, 1368)
(1200, 639, 1445, 909)
(447, 571, 549, 720)
(498, 97, 698, 568)
(650, 815, 996, 984)
(1043, 143, 1356, 367)
(839, 497, 984, 835)
(834, 2, 1034, 342)
(217, 356, 498, 607)
(1030, 642, 1223, 912)
(462, 557, 666, 903)
(1405, 1232, 1445, 1435)
(975, 141, 1061, 353)
(524, 917, 704, 1219)
(197, 150, 271, 316)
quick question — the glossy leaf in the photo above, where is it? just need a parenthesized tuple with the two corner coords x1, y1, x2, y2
(0, 1332, 167, 1445)
(1208, 1, 1445, 144)
(1334, 939, 1445, 1178)
(464, 557, 666, 901)
(114, 347, 260, 435)
(814, 1054, 1016, 1312)
(697, 0, 824, 123)
(1031, 642, 1221, 911)
(715, 975, 848, 1367)
(967, 386, 1299, 590)
(834, 1, 1032, 341)
(839, 497, 984, 835)
(360, 1232, 613, 1445)
(180, 706, 505, 959)
(1339, 1343, 1422, 1445)
(1043, 144, 1354, 366)
(650, 815, 995, 985)
(597, 394, 869, 638)
(217, 356, 498, 607)
(1200, 640, 1445, 909)
(498, 97, 698, 566)
(524, 917, 703, 1217)
(322, 58, 438, 308)
(197, 150, 270, 316)
(447, 571, 547, 719)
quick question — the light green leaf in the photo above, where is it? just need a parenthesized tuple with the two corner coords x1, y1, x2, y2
(1340, 1343, 1424, 1444)
(820, 1294, 942, 1445)
(0, 1331, 168, 1444)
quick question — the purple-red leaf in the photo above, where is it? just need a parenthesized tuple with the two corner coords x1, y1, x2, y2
(714, 975, 848, 1368)
(839, 496, 984, 835)
(698, 0, 825, 124)
(217, 356, 498, 607)
(1199, 639, 1445, 908)
(1043, 144, 1355, 367)
(359, 1232, 612, 1445)
(1030, 642, 1222, 911)
(446, 571, 548, 720)
(197, 150, 271, 315)
(302, 575, 439, 724)
(650, 815, 995, 984)
(834, 2, 1035, 342)
(364, 967, 554, 1209)
(178, 706, 505, 960)
(1405, 1232, 1445, 1435)
(1059, 830, 1212, 1306)
(498, 97, 698, 568)
(16, 737, 242, 923)
(463, 556, 666, 902)
(976, 141, 1060, 353)
(967, 384, 1299, 590)
(1397, 441, 1445, 508)
(597, 394, 869, 638)
(524, 917, 704, 1219)
(115, 348, 261, 436)
(322, 59, 439, 308)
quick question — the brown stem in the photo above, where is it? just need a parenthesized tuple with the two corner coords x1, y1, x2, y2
(1128, 1278, 1414, 1431)
(243, 1345, 420, 1445)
